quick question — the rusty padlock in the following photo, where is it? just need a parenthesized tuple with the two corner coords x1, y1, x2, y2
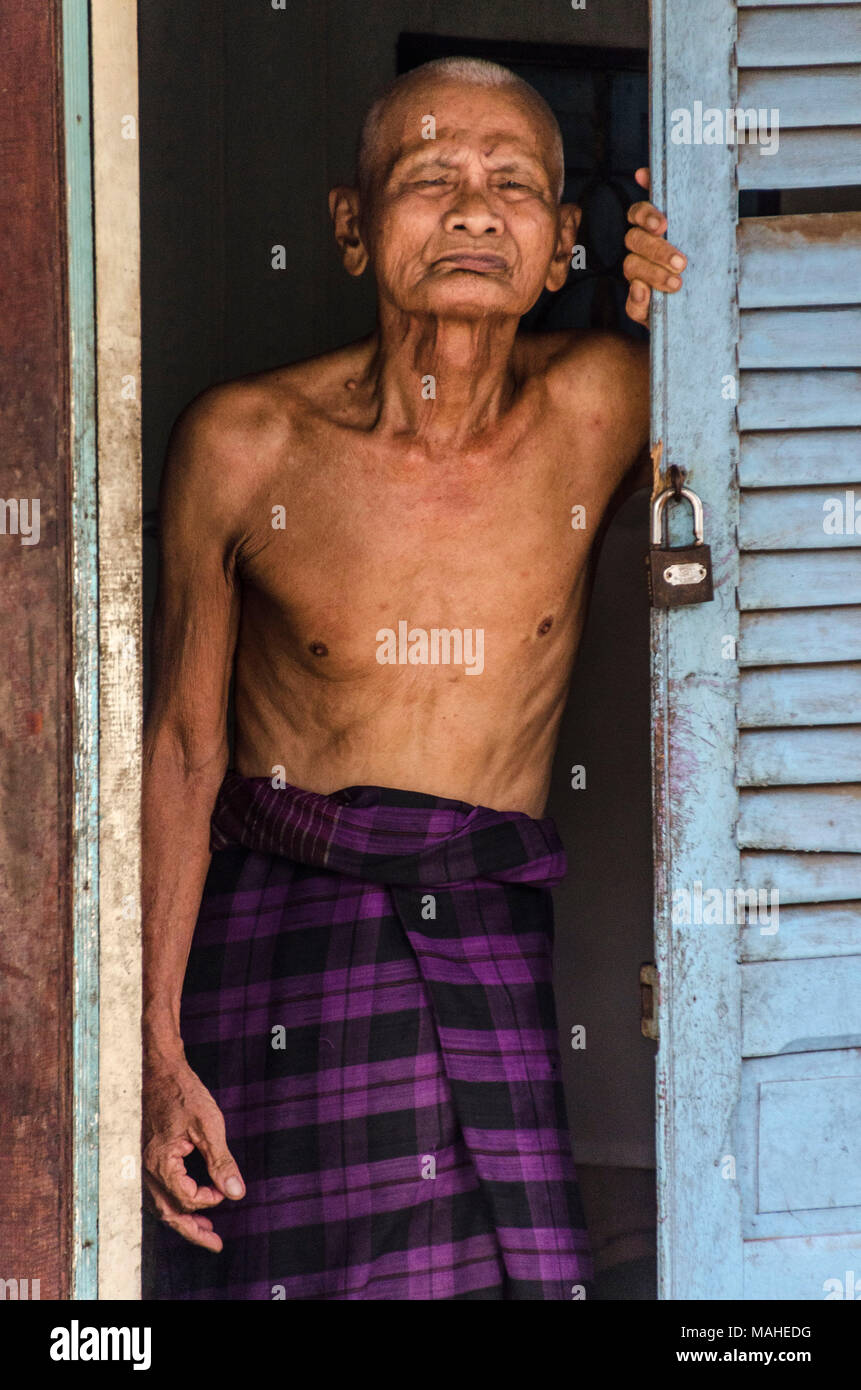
(647, 485, 714, 608)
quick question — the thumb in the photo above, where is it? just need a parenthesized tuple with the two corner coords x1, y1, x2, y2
(197, 1129, 246, 1200)
(626, 281, 650, 324)
(634, 166, 651, 192)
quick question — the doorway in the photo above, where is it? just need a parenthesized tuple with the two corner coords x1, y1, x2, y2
(138, 0, 655, 1299)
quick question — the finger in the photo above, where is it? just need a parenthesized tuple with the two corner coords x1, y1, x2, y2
(144, 1138, 227, 1211)
(624, 226, 686, 273)
(144, 1173, 224, 1251)
(144, 1165, 225, 1222)
(623, 252, 683, 294)
(634, 167, 650, 193)
(162, 1207, 224, 1252)
(627, 200, 667, 234)
(625, 279, 651, 324)
(194, 1127, 246, 1201)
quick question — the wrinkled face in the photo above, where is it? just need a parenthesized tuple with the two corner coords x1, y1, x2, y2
(362, 80, 571, 320)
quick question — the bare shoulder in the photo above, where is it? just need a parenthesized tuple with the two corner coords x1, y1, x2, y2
(160, 341, 368, 527)
(528, 328, 648, 406)
(163, 379, 277, 515)
(516, 328, 650, 507)
(528, 328, 648, 470)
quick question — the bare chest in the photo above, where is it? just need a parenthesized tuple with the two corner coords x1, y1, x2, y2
(237, 420, 615, 680)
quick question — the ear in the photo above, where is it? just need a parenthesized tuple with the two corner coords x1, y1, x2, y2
(545, 203, 582, 292)
(329, 186, 369, 277)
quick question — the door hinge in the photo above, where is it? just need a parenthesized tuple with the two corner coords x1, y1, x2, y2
(640, 962, 659, 1041)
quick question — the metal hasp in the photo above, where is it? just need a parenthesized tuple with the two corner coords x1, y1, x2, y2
(639, 963, 660, 1041)
(647, 484, 715, 608)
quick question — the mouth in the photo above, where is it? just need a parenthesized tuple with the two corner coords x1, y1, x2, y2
(432, 252, 508, 274)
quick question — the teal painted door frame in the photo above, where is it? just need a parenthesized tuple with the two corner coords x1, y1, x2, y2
(649, 0, 743, 1300)
(63, 0, 100, 1300)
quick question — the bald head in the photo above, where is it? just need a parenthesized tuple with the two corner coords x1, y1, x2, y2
(355, 57, 566, 208)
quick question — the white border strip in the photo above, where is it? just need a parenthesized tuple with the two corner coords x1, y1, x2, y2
(91, 0, 143, 1300)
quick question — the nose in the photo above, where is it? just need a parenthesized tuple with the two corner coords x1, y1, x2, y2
(442, 190, 503, 238)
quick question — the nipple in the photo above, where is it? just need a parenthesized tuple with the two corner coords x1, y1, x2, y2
(309, 641, 329, 657)
(345, 378, 357, 391)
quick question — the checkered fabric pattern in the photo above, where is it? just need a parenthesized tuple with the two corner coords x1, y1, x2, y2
(149, 772, 592, 1300)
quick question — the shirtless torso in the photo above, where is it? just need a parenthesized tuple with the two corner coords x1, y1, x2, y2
(150, 326, 648, 823)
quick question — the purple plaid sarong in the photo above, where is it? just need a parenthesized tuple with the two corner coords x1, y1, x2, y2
(148, 771, 593, 1300)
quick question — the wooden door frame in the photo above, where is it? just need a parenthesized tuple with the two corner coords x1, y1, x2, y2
(68, 0, 750, 1302)
(649, 0, 743, 1300)
(0, 0, 75, 1301)
(66, 0, 142, 1299)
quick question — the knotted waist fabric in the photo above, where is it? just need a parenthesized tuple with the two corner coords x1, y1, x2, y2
(149, 771, 593, 1300)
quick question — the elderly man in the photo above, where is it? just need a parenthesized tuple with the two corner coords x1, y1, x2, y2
(144, 56, 684, 1300)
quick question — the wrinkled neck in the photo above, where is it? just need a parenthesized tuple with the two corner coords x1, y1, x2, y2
(365, 301, 522, 449)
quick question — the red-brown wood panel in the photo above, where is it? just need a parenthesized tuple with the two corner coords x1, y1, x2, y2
(0, 0, 72, 1298)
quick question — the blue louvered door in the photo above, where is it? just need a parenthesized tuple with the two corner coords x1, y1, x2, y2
(651, 0, 861, 1299)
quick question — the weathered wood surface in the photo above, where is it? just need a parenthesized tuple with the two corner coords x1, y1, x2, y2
(742, 848, 861, 902)
(740, 308, 861, 368)
(739, 370, 861, 429)
(738, 5, 861, 65)
(0, 0, 71, 1300)
(742, 1049, 861, 1239)
(740, 662, 861, 725)
(739, 726, 861, 784)
(92, 0, 143, 1301)
(739, 550, 861, 607)
(739, 486, 861, 548)
(740, 429, 861, 486)
(738, 785, 861, 851)
(744, 1227, 861, 1296)
(740, 606, 861, 665)
(770, 1087, 861, 1212)
(758, 1076, 861, 1208)
(739, 64, 861, 126)
(739, 128, 861, 188)
(739, 213, 861, 309)
(738, 1052, 861, 1250)
(650, 0, 742, 1301)
(741, 899, 861, 961)
(742, 957, 861, 1053)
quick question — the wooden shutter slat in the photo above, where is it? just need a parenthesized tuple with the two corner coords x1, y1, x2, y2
(738, 785, 861, 850)
(738, 6, 861, 66)
(740, 606, 861, 664)
(739, 550, 861, 607)
(740, 429, 861, 486)
(739, 64, 861, 126)
(738, 128, 861, 189)
(739, 371, 861, 430)
(742, 848, 861, 901)
(741, 900, 861, 961)
(740, 308, 861, 368)
(739, 663, 861, 725)
(739, 725, 861, 783)
(739, 486, 861, 548)
(739, 213, 861, 309)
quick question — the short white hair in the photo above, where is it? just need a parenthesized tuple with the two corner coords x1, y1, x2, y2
(356, 57, 566, 204)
